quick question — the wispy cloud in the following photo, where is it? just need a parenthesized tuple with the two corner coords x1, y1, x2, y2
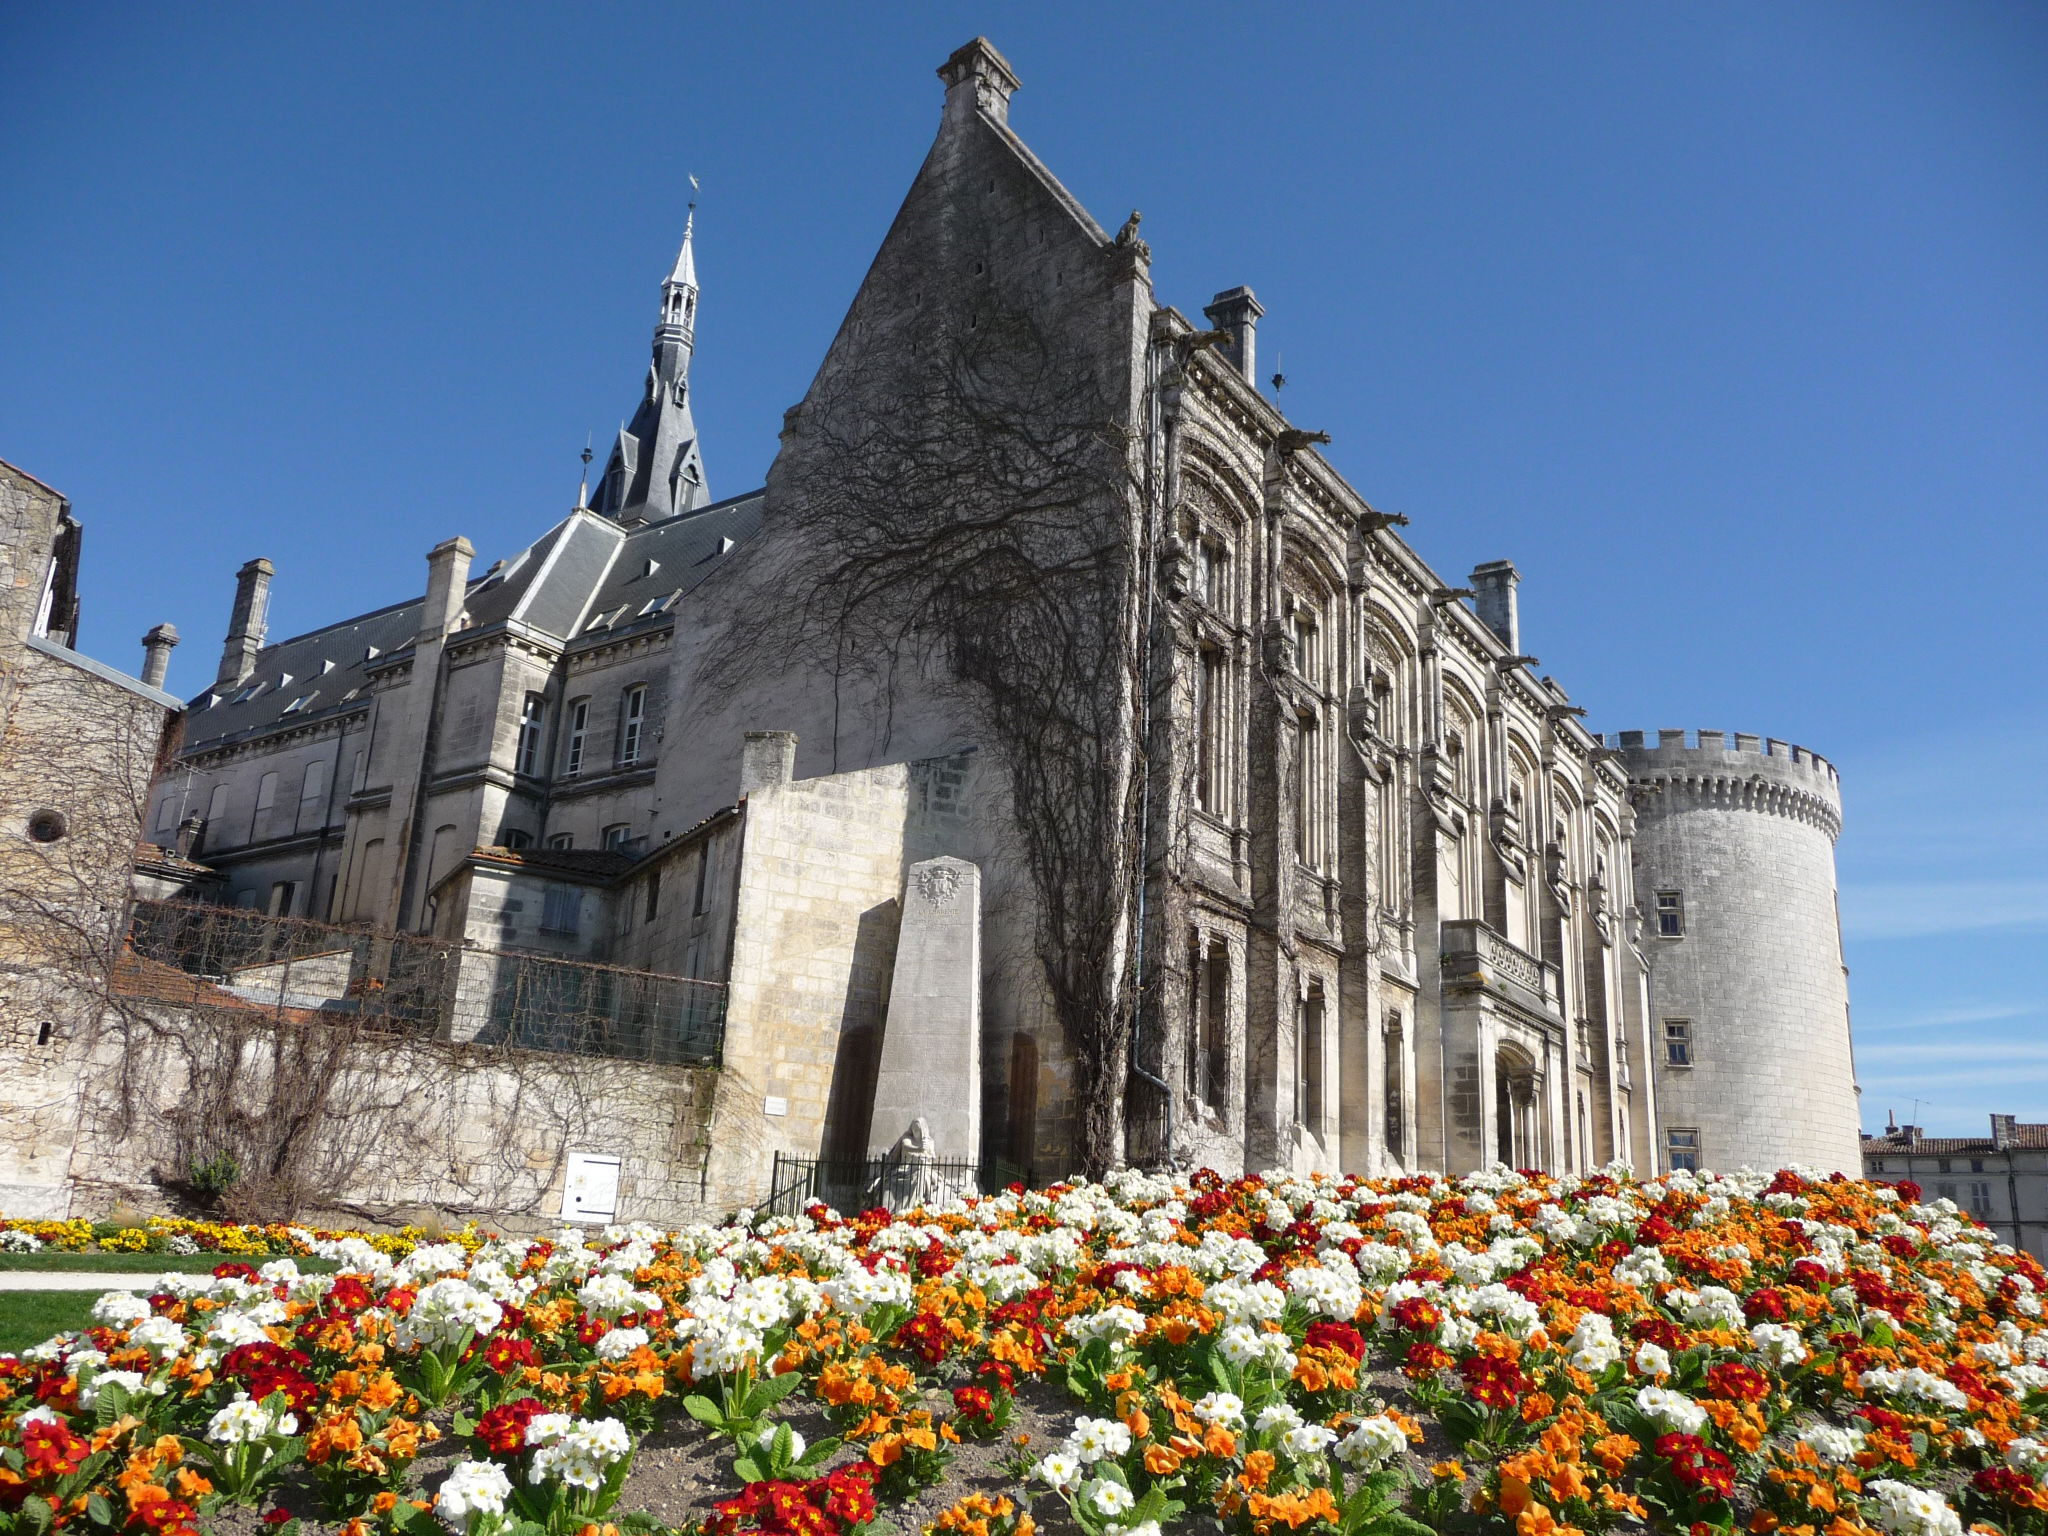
(1853, 1003, 2036, 1033)
(1837, 880, 2048, 939)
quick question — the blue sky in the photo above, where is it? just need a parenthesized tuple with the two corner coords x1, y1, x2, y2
(3, 4, 2042, 1135)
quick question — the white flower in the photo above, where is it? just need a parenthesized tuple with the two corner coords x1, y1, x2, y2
(576, 1271, 643, 1319)
(1068, 1416, 1132, 1463)
(1068, 1305, 1146, 1344)
(1254, 1403, 1304, 1436)
(1086, 1480, 1135, 1516)
(1190, 1391, 1244, 1427)
(1857, 1366, 1971, 1412)
(207, 1393, 298, 1444)
(397, 1278, 502, 1351)
(1863, 1479, 1963, 1536)
(1632, 1342, 1671, 1378)
(1282, 1424, 1337, 1459)
(1335, 1415, 1406, 1467)
(436, 1460, 514, 1524)
(1217, 1324, 1266, 1369)
(1750, 1321, 1807, 1369)
(1567, 1313, 1621, 1373)
(1798, 1425, 1866, 1463)
(2006, 1436, 2048, 1483)
(0, 1230, 45, 1252)
(1634, 1385, 1707, 1436)
(91, 1292, 151, 1329)
(1034, 1452, 1082, 1492)
(526, 1416, 631, 1492)
(126, 1316, 187, 1362)
(593, 1326, 650, 1362)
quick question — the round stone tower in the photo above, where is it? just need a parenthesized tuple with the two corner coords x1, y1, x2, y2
(1614, 729, 1860, 1175)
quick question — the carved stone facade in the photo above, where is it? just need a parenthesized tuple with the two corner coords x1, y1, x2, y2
(131, 38, 1862, 1195)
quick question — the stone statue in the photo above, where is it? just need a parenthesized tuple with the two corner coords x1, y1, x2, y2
(869, 1117, 968, 1213)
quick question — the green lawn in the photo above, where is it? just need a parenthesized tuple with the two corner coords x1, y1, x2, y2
(0, 1292, 102, 1354)
(0, 1252, 338, 1274)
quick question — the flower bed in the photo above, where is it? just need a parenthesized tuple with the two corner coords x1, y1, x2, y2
(2, 1166, 2045, 1536)
(0, 1218, 437, 1260)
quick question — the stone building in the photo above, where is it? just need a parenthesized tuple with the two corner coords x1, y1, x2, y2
(134, 39, 1863, 1203)
(1865, 1117, 2048, 1263)
(0, 459, 180, 1214)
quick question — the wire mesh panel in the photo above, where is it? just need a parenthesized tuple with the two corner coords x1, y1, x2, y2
(126, 897, 725, 1064)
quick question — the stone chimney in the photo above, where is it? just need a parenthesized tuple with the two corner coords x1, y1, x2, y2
(1203, 287, 1264, 381)
(1992, 1113, 2017, 1150)
(216, 558, 273, 686)
(139, 622, 178, 689)
(739, 730, 798, 796)
(938, 37, 1020, 127)
(175, 813, 204, 860)
(421, 537, 474, 644)
(1470, 560, 1521, 652)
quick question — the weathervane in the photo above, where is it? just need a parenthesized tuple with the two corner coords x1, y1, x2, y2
(577, 431, 593, 509)
(1269, 352, 1286, 400)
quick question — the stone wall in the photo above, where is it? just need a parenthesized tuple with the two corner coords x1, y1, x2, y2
(1620, 731, 1859, 1174)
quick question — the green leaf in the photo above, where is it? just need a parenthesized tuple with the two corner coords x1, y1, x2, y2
(757, 1370, 804, 1406)
(22, 1496, 53, 1535)
(683, 1394, 727, 1427)
(85, 1492, 113, 1526)
(452, 1412, 477, 1436)
(733, 1456, 765, 1483)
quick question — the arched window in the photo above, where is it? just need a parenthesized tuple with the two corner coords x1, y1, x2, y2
(1297, 981, 1328, 1137)
(1494, 1046, 1540, 1170)
(1383, 1012, 1406, 1160)
(253, 771, 279, 840)
(297, 759, 329, 833)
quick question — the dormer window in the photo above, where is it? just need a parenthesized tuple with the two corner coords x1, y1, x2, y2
(641, 558, 660, 578)
(280, 693, 316, 716)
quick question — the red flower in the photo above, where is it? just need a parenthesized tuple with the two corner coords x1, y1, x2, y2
(894, 1310, 949, 1366)
(1975, 1466, 2035, 1503)
(1388, 1296, 1443, 1334)
(1457, 1353, 1527, 1409)
(951, 1385, 995, 1421)
(20, 1419, 90, 1477)
(262, 1511, 293, 1525)
(323, 1275, 373, 1313)
(1630, 1317, 1682, 1349)
(1656, 1433, 1735, 1497)
(485, 1334, 538, 1374)
(1403, 1341, 1452, 1376)
(1742, 1288, 1789, 1323)
(131, 1492, 202, 1535)
(1304, 1321, 1367, 1361)
(1637, 1215, 1678, 1245)
(212, 1261, 260, 1282)
(975, 1359, 1014, 1393)
(475, 1396, 544, 1453)
(1703, 1361, 1769, 1403)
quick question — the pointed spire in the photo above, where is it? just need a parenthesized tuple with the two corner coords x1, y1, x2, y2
(666, 208, 697, 291)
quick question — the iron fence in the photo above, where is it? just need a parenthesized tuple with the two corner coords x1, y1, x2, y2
(761, 1150, 1030, 1218)
(125, 898, 725, 1066)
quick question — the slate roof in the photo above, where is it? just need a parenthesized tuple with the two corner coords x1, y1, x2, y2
(182, 491, 763, 751)
(1862, 1126, 2048, 1155)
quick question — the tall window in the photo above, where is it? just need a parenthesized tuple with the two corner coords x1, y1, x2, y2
(1969, 1182, 1994, 1219)
(266, 881, 297, 917)
(563, 699, 590, 777)
(617, 685, 647, 766)
(1666, 1127, 1701, 1172)
(153, 794, 176, 834)
(253, 772, 279, 839)
(692, 844, 711, 915)
(1197, 537, 1228, 609)
(1295, 714, 1328, 870)
(1383, 1013, 1405, 1159)
(1297, 983, 1327, 1136)
(1292, 606, 1322, 685)
(1187, 937, 1229, 1111)
(517, 694, 546, 776)
(1663, 1018, 1693, 1067)
(1195, 647, 1227, 815)
(1656, 891, 1685, 938)
(297, 760, 328, 832)
(643, 872, 661, 924)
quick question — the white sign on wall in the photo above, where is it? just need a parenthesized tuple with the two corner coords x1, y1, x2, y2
(560, 1152, 622, 1223)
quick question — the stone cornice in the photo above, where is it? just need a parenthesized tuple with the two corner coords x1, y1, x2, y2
(1629, 769, 1843, 842)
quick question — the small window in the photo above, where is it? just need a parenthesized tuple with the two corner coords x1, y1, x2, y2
(1869, 1159, 1887, 1174)
(563, 698, 591, 777)
(1663, 1018, 1693, 1068)
(545, 833, 574, 851)
(26, 809, 67, 844)
(1655, 891, 1684, 938)
(1938, 1157, 1953, 1174)
(1970, 1158, 1986, 1174)
(601, 823, 632, 851)
(279, 693, 316, 716)
(266, 881, 297, 917)
(500, 829, 532, 850)
(517, 694, 546, 777)
(692, 844, 711, 914)
(35, 1022, 53, 1046)
(539, 883, 581, 935)
(1935, 1181, 1958, 1203)
(617, 685, 647, 766)
(643, 873, 660, 924)
(1666, 1126, 1701, 1173)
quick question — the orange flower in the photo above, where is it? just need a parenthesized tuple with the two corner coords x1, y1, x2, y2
(1144, 1445, 1183, 1476)
(1240, 1449, 1277, 1492)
